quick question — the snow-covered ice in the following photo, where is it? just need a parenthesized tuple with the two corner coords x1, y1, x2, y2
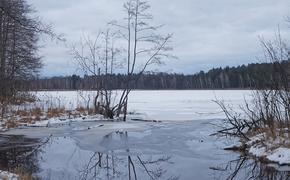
(34, 90, 252, 121)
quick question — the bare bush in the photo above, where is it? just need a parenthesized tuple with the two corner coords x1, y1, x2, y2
(216, 29, 290, 142)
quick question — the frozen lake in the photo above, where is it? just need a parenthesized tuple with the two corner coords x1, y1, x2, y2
(35, 90, 253, 121)
(0, 90, 287, 179)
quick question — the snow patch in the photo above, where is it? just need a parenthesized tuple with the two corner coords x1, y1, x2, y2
(245, 133, 290, 166)
(267, 148, 290, 165)
(24, 114, 104, 127)
(0, 170, 19, 180)
(248, 145, 267, 157)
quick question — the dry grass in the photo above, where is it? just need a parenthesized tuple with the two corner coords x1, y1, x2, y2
(67, 110, 81, 119)
(15, 108, 43, 118)
(15, 110, 30, 117)
(47, 107, 66, 118)
(30, 108, 43, 117)
(76, 107, 86, 113)
(13, 166, 33, 180)
(88, 108, 95, 115)
(5, 119, 19, 129)
(19, 117, 34, 124)
(2, 106, 98, 130)
(12, 95, 36, 105)
(76, 106, 95, 116)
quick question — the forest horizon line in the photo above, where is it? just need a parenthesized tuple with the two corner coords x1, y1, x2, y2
(28, 60, 289, 90)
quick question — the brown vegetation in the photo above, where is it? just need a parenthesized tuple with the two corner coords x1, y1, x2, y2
(13, 166, 33, 180)
(216, 27, 290, 154)
(1, 105, 100, 130)
(46, 107, 66, 119)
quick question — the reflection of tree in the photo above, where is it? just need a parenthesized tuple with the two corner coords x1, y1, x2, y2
(80, 131, 177, 180)
(0, 135, 50, 177)
(80, 152, 173, 180)
(211, 156, 290, 180)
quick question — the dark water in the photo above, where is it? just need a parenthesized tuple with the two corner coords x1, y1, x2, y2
(0, 121, 290, 180)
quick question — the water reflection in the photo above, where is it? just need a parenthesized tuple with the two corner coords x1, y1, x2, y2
(0, 132, 178, 180)
(212, 156, 290, 180)
(1, 132, 290, 180)
(80, 131, 178, 180)
(79, 151, 175, 180)
(0, 135, 43, 178)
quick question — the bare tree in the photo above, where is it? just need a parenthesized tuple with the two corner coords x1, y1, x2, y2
(0, 0, 59, 118)
(71, 29, 121, 119)
(72, 0, 173, 120)
(111, 0, 174, 120)
(215, 27, 290, 142)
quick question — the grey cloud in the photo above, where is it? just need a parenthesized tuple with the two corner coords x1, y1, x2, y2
(27, 0, 290, 76)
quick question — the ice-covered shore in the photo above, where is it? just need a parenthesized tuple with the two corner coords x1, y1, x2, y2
(35, 90, 251, 121)
(247, 133, 290, 166)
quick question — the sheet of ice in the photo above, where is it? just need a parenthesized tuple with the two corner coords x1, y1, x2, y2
(2, 120, 241, 180)
(25, 114, 104, 127)
(34, 90, 252, 121)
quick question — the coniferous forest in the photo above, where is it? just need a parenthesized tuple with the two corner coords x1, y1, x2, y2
(28, 60, 290, 90)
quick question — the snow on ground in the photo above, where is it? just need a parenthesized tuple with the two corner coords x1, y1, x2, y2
(3, 90, 290, 175)
(267, 148, 290, 165)
(3, 90, 251, 134)
(24, 114, 104, 127)
(242, 133, 290, 166)
(34, 90, 252, 121)
(16, 111, 150, 128)
(0, 170, 19, 180)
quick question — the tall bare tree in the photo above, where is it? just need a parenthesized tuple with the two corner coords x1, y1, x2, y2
(72, 0, 173, 120)
(72, 30, 121, 119)
(0, 0, 57, 117)
(111, 0, 173, 120)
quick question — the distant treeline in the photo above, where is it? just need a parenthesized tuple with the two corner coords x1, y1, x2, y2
(28, 61, 290, 90)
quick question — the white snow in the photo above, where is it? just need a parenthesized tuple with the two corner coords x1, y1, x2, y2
(248, 145, 267, 157)
(2, 90, 250, 129)
(249, 145, 290, 165)
(25, 114, 104, 127)
(246, 133, 265, 146)
(267, 148, 290, 165)
(0, 170, 19, 180)
(34, 90, 252, 121)
(246, 133, 290, 165)
(4, 90, 290, 168)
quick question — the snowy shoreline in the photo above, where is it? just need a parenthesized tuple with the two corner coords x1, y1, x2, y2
(3, 90, 290, 176)
(226, 132, 290, 166)
(0, 170, 19, 180)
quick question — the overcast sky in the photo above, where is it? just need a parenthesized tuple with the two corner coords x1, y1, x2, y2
(27, 0, 290, 77)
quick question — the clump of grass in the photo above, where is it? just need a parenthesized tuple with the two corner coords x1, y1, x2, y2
(13, 166, 33, 180)
(4, 119, 19, 129)
(75, 106, 96, 116)
(76, 107, 86, 114)
(15, 110, 30, 117)
(47, 107, 66, 118)
(2, 104, 102, 130)
(30, 108, 43, 117)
